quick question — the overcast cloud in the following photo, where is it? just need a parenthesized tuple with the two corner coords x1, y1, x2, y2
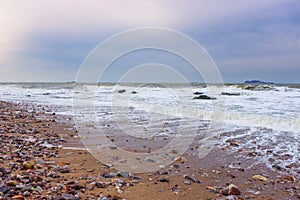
(0, 0, 299, 83)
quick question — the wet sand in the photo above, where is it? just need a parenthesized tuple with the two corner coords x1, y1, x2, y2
(0, 101, 299, 199)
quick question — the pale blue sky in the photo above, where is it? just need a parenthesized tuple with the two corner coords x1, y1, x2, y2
(0, 0, 299, 83)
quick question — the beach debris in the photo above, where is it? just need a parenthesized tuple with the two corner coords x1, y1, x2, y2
(252, 175, 268, 182)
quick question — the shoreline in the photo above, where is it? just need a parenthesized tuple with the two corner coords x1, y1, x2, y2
(0, 100, 299, 199)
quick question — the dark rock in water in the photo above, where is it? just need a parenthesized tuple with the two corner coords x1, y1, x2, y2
(221, 92, 241, 96)
(193, 95, 216, 100)
(272, 165, 282, 171)
(117, 89, 126, 93)
(42, 92, 51, 95)
(245, 80, 273, 84)
(193, 92, 203, 95)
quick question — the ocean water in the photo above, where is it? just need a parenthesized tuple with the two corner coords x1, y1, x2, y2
(0, 82, 299, 174)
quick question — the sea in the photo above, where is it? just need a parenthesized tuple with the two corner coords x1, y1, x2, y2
(0, 82, 299, 174)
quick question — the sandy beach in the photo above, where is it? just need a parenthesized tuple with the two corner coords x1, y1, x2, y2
(0, 101, 299, 200)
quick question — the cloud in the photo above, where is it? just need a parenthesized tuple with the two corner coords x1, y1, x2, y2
(1, 0, 291, 38)
(0, 58, 76, 82)
(0, 0, 299, 82)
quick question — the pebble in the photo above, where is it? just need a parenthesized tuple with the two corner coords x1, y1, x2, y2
(159, 178, 170, 183)
(48, 171, 59, 178)
(252, 175, 268, 182)
(95, 182, 107, 188)
(60, 193, 80, 200)
(16, 184, 27, 190)
(175, 157, 187, 163)
(145, 157, 156, 163)
(184, 174, 201, 183)
(60, 165, 70, 173)
(228, 184, 241, 195)
(35, 185, 43, 193)
(23, 161, 34, 170)
(12, 195, 25, 200)
(184, 180, 191, 185)
(0, 186, 9, 193)
(7, 180, 18, 186)
(0, 168, 7, 176)
(117, 171, 129, 178)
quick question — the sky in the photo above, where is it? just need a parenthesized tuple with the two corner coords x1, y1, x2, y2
(0, 0, 299, 83)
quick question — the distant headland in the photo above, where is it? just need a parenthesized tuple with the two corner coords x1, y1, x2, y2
(244, 80, 274, 84)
